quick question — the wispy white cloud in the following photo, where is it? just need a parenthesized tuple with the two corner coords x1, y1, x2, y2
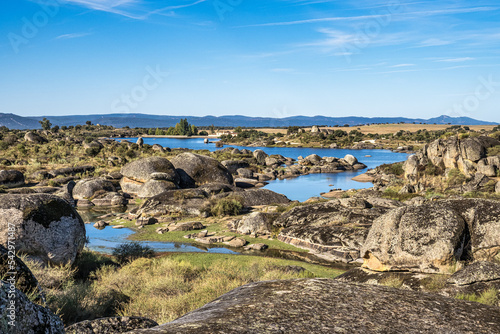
(57, 0, 207, 20)
(237, 6, 498, 28)
(55, 32, 91, 40)
(435, 57, 475, 62)
(377, 68, 421, 74)
(416, 38, 453, 48)
(389, 63, 415, 67)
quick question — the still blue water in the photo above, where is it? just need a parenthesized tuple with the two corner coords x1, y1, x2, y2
(85, 224, 239, 255)
(119, 137, 409, 201)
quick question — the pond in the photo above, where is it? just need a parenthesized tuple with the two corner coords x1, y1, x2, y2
(85, 224, 239, 255)
(119, 137, 410, 201)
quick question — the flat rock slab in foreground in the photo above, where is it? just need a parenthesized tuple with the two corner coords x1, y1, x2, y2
(127, 278, 500, 334)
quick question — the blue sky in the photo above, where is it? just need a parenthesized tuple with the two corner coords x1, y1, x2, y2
(1, 0, 499, 122)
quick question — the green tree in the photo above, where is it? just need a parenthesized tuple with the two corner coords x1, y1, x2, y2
(190, 124, 198, 135)
(39, 118, 52, 130)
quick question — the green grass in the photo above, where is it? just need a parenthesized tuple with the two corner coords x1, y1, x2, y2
(381, 187, 420, 201)
(456, 287, 499, 306)
(26, 250, 344, 326)
(110, 217, 308, 253)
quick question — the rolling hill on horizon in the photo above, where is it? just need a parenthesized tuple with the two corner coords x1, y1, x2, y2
(0, 112, 497, 130)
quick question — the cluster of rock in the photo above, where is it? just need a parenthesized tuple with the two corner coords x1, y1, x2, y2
(403, 135, 500, 190)
(273, 197, 398, 263)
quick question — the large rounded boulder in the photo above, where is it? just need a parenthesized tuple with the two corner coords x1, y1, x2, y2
(0, 194, 86, 265)
(171, 153, 233, 188)
(72, 178, 116, 200)
(120, 157, 179, 196)
(0, 170, 24, 188)
(362, 202, 467, 273)
(24, 131, 48, 144)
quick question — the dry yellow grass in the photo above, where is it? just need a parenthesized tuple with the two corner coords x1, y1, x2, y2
(243, 124, 497, 135)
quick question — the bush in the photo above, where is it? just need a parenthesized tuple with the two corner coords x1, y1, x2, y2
(456, 287, 498, 306)
(487, 145, 500, 157)
(112, 242, 155, 264)
(424, 162, 443, 176)
(210, 198, 243, 216)
(447, 168, 467, 186)
(379, 162, 404, 176)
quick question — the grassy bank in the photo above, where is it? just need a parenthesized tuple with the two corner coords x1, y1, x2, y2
(110, 216, 308, 253)
(27, 250, 344, 326)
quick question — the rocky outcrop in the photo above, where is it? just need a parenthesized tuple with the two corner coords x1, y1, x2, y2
(221, 160, 250, 174)
(444, 199, 500, 262)
(0, 194, 86, 265)
(253, 149, 268, 165)
(120, 157, 179, 197)
(126, 278, 500, 334)
(171, 153, 233, 188)
(0, 170, 24, 188)
(24, 131, 48, 144)
(274, 199, 388, 263)
(72, 178, 116, 200)
(217, 189, 290, 207)
(447, 261, 500, 286)
(90, 192, 127, 207)
(293, 154, 367, 176)
(362, 202, 466, 273)
(136, 189, 210, 217)
(49, 165, 95, 178)
(362, 198, 500, 273)
(66, 316, 158, 334)
(1, 281, 64, 334)
(235, 212, 279, 235)
(404, 136, 500, 182)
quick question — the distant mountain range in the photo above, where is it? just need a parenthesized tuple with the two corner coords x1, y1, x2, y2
(0, 112, 497, 130)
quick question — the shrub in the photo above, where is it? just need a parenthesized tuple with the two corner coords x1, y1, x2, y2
(456, 287, 498, 306)
(447, 168, 467, 186)
(85, 147, 101, 157)
(210, 198, 243, 216)
(379, 162, 404, 176)
(487, 145, 500, 157)
(379, 275, 404, 289)
(483, 180, 498, 193)
(112, 242, 155, 264)
(458, 133, 470, 139)
(73, 249, 118, 281)
(424, 162, 443, 176)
